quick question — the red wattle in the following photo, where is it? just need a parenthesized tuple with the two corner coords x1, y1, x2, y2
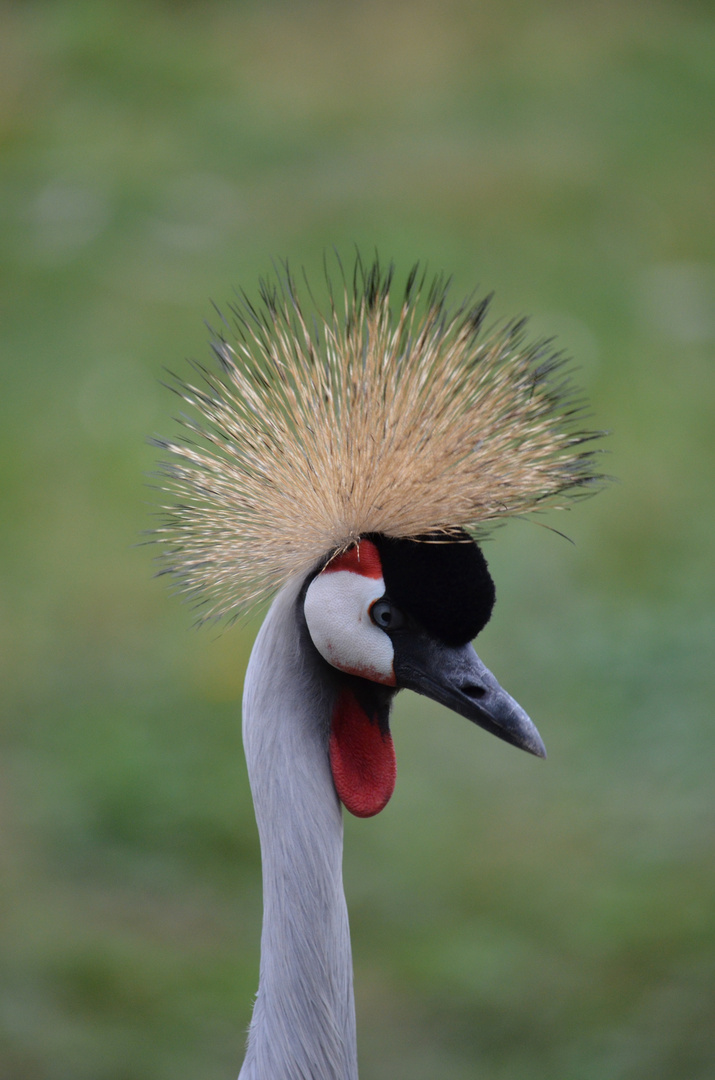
(329, 689, 396, 818)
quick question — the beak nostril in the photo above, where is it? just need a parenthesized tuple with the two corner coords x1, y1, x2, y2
(462, 683, 486, 699)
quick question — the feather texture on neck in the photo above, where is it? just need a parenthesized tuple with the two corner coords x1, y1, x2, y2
(239, 577, 358, 1080)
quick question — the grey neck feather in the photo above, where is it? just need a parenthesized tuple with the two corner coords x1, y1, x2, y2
(238, 576, 358, 1080)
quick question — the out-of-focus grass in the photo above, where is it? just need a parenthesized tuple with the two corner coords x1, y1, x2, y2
(1, 1, 713, 1078)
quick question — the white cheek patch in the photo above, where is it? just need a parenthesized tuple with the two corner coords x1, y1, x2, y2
(304, 570, 396, 686)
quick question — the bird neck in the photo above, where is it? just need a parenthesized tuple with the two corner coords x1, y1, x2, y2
(239, 578, 358, 1080)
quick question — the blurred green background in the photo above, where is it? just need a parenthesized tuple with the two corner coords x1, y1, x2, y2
(1, 1, 714, 1078)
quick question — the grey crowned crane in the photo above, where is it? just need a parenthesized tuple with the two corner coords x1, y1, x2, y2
(154, 258, 602, 1079)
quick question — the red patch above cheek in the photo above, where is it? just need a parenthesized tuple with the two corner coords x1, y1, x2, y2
(324, 538, 383, 579)
(329, 688, 396, 818)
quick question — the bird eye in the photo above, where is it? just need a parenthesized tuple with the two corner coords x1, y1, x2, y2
(370, 599, 404, 630)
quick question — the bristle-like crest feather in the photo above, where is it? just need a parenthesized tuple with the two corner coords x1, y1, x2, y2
(153, 257, 603, 621)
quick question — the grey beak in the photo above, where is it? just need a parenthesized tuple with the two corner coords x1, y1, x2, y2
(393, 634, 546, 758)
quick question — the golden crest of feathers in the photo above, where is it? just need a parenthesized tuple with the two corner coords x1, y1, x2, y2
(153, 257, 602, 622)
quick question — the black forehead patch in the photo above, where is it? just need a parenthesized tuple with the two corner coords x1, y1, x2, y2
(369, 531, 496, 646)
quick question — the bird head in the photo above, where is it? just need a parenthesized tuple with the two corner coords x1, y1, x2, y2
(153, 257, 604, 816)
(303, 534, 544, 818)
